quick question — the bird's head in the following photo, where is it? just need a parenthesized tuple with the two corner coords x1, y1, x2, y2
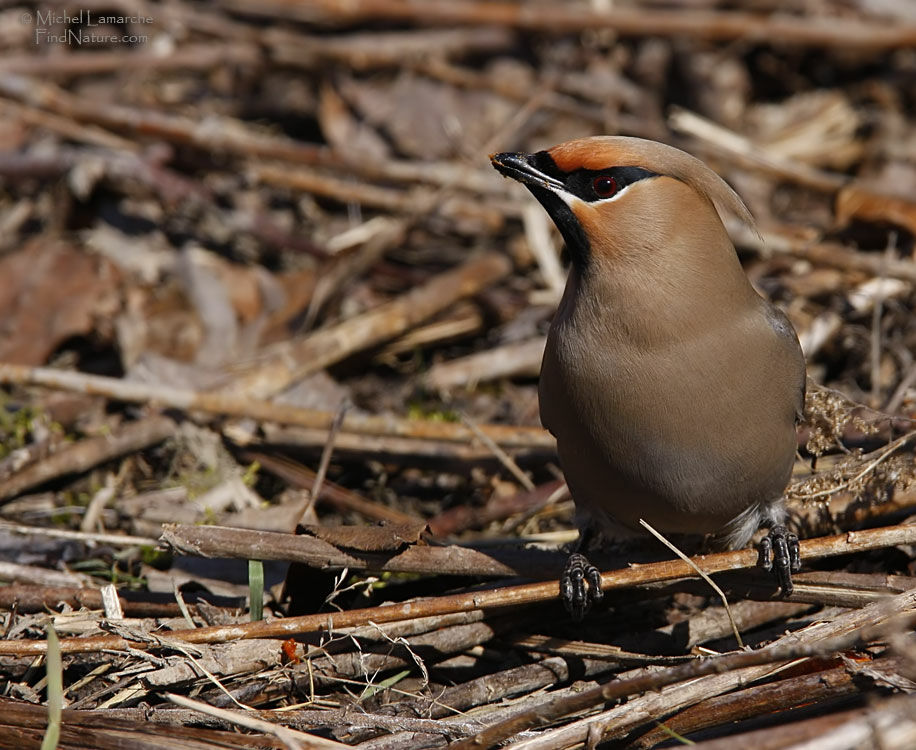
(491, 136, 755, 274)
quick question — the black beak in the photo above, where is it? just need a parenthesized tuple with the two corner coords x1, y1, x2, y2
(490, 152, 566, 192)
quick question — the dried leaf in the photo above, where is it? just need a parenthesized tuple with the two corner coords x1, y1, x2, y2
(0, 237, 121, 365)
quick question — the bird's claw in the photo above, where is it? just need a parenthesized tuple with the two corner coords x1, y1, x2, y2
(758, 525, 801, 595)
(561, 552, 603, 620)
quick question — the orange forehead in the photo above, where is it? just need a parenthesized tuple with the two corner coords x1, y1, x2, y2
(547, 137, 652, 173)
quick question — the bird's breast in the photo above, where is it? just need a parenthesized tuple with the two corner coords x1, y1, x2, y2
(539, 302, 800, 535)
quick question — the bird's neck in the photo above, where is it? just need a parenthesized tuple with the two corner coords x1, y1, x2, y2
(559, 238, 761, 349)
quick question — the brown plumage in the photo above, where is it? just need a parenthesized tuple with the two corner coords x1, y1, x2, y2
(492, 136, 806, 618)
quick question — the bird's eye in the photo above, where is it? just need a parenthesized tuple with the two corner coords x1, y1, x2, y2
(592, 175, 618, 198)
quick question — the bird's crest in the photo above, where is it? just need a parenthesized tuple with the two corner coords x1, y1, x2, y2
(547, 136, 756, 233)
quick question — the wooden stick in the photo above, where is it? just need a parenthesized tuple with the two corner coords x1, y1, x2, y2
(0, 363, 554, 449)
(223, 251, 513, 397)
(0, 43, 261, 77)
(223, 0, 916, 50)
(1, 523, 913, 656)
(451, 587, 916, 750)
(160, 523, 561, 578)
(0, 73, 332, 166)
(0, 416, 176, 502)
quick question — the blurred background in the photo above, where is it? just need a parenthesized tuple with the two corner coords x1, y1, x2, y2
(1, 1, 916, 744)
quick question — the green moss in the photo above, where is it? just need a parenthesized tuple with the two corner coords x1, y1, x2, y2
(407, 403, 460, 422)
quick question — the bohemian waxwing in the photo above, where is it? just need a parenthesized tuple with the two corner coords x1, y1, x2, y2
(492, 137, 805, 619)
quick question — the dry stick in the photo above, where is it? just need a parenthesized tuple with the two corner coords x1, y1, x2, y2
(259, 426, 545, 464)
(639, 519, 743, 649)
(0, 364, 554, 450)
(450, 587, 916, 750)
(294, 402, 349, 527)
(165, 693, 348, 750)
(0, 521, 158, 548)
(0, 584, 240, 618)
(871, 234, 898, 408)
(160, 524, 556, 578)
(428, 479, 566, 537)
(0, 415, 176, 502)
(0, 43, 262, 77)
(687, 694, 916, 750)
(224, 0, 916, 49)
(2, 523, 914, 656)
(0, 561, 92, 588)
(222, 250, 513, 398)
(0, 74, 333, 166)
(0, 99, 139, 152)
(778, 694, 916, 750)
(250, 163, 511, 229)
(461, 414, 535, 492)
(423, 336, 546, 390)
(669, 106, 847, 193)
(239, 450, 420, 525)
(739, 225, 916, 284)
(671, 107, 916, 230)
(267, 26, 514, 71)
(886, 359, 916, 414)
(150, 520, 915, 586)
(0, 699, 284, 749)
(632, 655, 903, 749)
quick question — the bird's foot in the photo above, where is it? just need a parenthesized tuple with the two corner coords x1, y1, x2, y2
(560, 552, 603, 620)
(758, 525, 801, 595)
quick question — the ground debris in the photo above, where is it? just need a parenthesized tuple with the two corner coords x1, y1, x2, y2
(1, 2, 916, 748)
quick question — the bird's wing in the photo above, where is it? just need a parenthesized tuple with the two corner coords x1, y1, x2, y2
(765, 303, 807, 422)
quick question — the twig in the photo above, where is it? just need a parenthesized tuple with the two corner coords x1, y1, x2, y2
(251, 163, 512, 228)
(449, 586, 916, 749)
(871, 233, 898, 408)
(793, 430, 916, 500)
(632, 656, 906, 749)
(2, 523, 914, 656)
(0, 561, 92, 588)
(267, 26, 514, 70)
(239, 450, 421, 525)
(295, 401, 349, 527)
(423, 336, 546, 390)
(160, 523, 560, 578)
(0, 74, 332, 166)
(0, 43, 261, 77)
(0, 415, 176, 502)
(165, 693, 348, 750)
(461, 414, 535, 491)
(0, 584, 243, 617)
(777, 693, 916, 750)
(0, 363, 555, 450)
(670, 106, 845, 193)
(428, 479, 566, 536)
(223, 251, 513, 397)
(222, 0, 916, 50)
(640, 519, 743, 649)
(0, 521, 158, 548)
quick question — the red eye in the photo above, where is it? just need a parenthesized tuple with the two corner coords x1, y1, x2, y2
(592, 176, 618, 198)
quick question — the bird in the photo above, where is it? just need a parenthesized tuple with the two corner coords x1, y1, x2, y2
(490, 137, 806, 619)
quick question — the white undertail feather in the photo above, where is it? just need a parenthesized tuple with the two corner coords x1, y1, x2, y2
(723, 500, 787, 550)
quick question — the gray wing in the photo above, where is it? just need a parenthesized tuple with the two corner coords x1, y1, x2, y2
(765, 302, 806, 422)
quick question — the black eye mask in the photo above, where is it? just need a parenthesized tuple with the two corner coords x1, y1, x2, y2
(528, 151, 658, 202)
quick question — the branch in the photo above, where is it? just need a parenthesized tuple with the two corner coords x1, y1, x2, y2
(1, 523, 913, 656)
